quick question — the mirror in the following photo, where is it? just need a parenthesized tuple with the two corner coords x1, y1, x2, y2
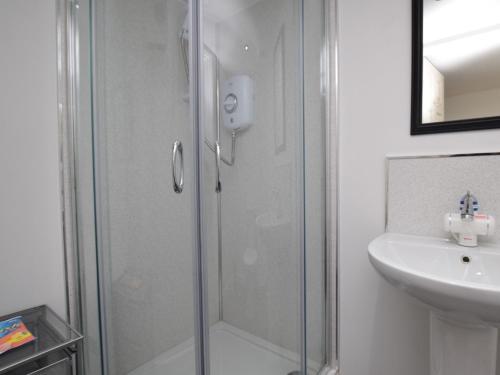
(411, 0, 500, 134)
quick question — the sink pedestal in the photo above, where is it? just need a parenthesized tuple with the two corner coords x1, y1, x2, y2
(430, 312, 498, 375)
(368, 234, 500, 375)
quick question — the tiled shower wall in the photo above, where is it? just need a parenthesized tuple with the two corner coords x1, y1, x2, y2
(387, 154, 500, 244)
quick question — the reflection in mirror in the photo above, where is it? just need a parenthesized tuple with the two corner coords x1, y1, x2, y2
(422, 0, 500, 123)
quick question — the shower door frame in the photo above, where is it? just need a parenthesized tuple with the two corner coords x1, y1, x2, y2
(191, 0, 211, 373)
(57, 0, 340, 374)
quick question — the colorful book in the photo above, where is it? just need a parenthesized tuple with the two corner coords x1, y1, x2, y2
(0, 316, 36, 355)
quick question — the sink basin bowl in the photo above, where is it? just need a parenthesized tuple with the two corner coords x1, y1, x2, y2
(368, 233, 500, 324)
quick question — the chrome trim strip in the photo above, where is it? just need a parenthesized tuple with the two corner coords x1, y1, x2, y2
(333, 0, 340, 366)
(89, 0, 112, 372)
(324, 0, 340, 368)
(297, 0, 307, 373)
(322, 0, 331, 364)
(59, 0, 107, 372)
(60, 2, 86, 373)
(190, 0, 210, 374)
(56, 0, 72, 326)
(56, 3, 84, 368)
(385, 152, 500, 231)
(386, 152, 500, 160)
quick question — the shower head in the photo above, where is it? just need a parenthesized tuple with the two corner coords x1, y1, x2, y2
(179, 14, 220, 83)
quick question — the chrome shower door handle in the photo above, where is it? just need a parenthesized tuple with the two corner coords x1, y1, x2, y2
(215, 141, 222, 193)
(172, 140, 184, 193)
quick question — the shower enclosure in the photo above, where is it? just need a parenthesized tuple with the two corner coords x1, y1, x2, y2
(67, 0, 336, 374)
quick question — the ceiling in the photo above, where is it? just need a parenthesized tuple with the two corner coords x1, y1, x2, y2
(423, 0, 500, 96)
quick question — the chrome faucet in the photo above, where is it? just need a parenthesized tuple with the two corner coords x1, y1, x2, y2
(445, 191, 494, 247)
(460, 191, 478, 221)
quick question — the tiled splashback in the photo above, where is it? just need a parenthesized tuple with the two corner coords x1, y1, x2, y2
(386, 154, 500, 245)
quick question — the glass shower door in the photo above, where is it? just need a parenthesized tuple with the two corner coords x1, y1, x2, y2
(92, 1, 205, 374)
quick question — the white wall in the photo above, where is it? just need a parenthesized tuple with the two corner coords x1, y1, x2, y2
(0, 0, 66, 318)
(446, 87, 500, 121)
(338, 0, 500, 374)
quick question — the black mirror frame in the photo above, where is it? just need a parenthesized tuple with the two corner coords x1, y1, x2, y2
(411, 0, 500, 135)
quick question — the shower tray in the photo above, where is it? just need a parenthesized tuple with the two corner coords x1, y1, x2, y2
(128, 322, 321, 375)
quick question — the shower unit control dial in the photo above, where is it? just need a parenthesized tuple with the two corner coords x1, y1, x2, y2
(223, 93, 238, 114)
(221, 75, 254, 132)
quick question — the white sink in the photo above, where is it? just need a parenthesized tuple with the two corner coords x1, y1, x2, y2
(368, 233, 500, 323)
(369, 233, 500, 375)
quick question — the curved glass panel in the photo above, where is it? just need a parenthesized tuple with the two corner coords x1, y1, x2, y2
(201, 0, 327, 373)
(88, 0, 329, 374)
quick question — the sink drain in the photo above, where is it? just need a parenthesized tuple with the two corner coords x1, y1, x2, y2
(461, 255, 471, 264)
